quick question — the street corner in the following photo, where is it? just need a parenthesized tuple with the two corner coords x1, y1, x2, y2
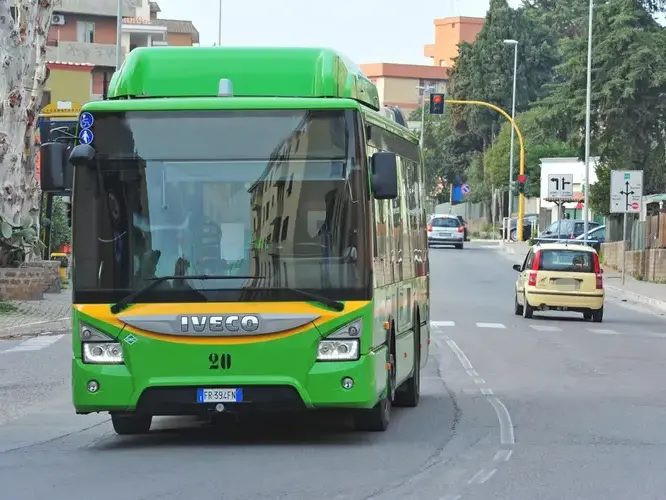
(0, 317, 71, 340)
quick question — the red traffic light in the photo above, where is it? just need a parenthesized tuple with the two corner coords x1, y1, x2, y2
(433, 95, 443, 103)
(517, 174, 526, 183)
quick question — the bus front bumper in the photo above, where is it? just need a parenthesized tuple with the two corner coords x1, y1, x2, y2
(72, 350, 386, 416)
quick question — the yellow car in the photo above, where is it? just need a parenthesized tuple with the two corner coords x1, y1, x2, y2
(513, 242, 605, 322)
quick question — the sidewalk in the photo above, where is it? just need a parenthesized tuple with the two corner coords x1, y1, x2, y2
(0, 291, 71, 338)
(498, 241, 666, 313)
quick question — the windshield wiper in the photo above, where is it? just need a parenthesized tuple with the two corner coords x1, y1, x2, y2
(110, 275, 261, 314)
(241, 287, 344, 312)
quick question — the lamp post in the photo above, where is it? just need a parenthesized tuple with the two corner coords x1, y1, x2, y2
(583, 0, 593, 243)
(503, 39, 518, 239)
(217, 0, 222, 46)
(115, 0, 123, 70)
(417, 84, 436, 146)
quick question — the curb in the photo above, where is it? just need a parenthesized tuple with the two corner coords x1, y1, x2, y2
(0, 317, 71, 339)
(604, 286, 666, 313)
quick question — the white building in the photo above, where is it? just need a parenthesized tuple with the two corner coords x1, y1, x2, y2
(538, 157, 599, 222)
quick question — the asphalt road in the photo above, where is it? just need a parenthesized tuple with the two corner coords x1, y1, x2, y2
(0, 241, 665, 499)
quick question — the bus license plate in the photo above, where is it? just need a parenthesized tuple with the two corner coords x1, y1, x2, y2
(197, 388, 243, 403)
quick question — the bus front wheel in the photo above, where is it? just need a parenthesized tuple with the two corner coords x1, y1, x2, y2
(354, 343, 395, 432)
(111, 413, 152, 435)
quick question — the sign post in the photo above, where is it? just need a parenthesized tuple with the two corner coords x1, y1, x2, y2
(547, 174, 574, 240)
(610, 170, 643, 285)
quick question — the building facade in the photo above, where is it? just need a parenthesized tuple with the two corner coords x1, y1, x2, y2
(359, 16, 484, 118)
(359, 63, 450, 117)
(43, 0, 199, 104)
(424, 16, 484, 67)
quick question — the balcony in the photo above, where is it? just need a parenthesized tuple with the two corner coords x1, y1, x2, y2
(54, 0, 142, 17)
(46, 41, 117, 67)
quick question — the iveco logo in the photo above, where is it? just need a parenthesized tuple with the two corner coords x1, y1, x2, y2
(180, 315, 260, 333)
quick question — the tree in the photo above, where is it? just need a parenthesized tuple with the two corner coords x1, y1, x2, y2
(484, 107, 577, 197)
(41, 195, 71, 252)
(540, 0, 666, 215)
(0, 0, 55, 266)
(447, 0, 560, 153)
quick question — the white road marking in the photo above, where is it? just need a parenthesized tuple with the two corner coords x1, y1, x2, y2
(494, 449, 513, 462)
(431, 321, 455, 327)
(467, 470, 487, 484)
(466, 369, 479, 377)
(439, 495, 462, 500)
(487, 396, 515, 445)
(3, 334, 64, 353)
(481, 387, 494, 395)
(476, 322, 506, 328)
(477, 469, 497, 483)
(529, 325, 562, 331)
(587, 328, 619, 335)
(473, 377, 485, 385)
(446, 339, 473, 370)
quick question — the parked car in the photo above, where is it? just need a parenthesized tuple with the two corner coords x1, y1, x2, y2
(535, 219, 601, 242)
(500, 213, 539, 241)
(456, 215, 469, 241)
(569, 225, 606, 252)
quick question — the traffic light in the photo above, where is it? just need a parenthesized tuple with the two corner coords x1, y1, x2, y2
(517, 174, 526, 194)
(429, 93, 445, 114)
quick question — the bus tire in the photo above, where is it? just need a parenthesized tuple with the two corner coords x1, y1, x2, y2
(394, 319, 420, 408)
(354, 332, 395, 432)
(111, 413, 152, 435)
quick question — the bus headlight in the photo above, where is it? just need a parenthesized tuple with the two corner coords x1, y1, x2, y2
(80, 322, 124, 364)
(317, 318, 362, 361)
(82, 342, 124, 364)
(317, 339, 359, 361)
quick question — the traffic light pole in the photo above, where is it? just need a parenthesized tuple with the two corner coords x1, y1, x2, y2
(444, 99, 526, 241)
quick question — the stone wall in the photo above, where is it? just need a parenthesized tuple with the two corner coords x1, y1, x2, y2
(601, 241, 666, 281)
(0, 261, 62, 301)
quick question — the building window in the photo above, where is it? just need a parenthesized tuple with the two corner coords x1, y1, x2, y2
(76, 21, 95, 43)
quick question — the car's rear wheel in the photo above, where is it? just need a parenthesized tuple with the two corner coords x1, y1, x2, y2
(522, 293, 534, 318)
(592, 306, 604, 323)
(514, 294, 523, 315)
(455, 243, 463, 249)
(510, 229, 517, 241)
(583, 312, 592, 320)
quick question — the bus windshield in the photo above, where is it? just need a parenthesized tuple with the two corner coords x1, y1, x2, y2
(72, 110, 371, 304)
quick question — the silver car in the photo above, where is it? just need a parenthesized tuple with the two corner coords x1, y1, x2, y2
(427, 215, 464, 249)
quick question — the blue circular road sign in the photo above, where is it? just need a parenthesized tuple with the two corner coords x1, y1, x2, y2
(79, 129, 94, 144)
(461, 183, 471, 194)
(79, 112, 94, 129)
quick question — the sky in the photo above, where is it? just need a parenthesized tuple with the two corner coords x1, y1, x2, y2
(155, 0, 523, 65)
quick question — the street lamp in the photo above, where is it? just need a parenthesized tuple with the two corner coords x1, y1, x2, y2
(115, 0, 123, 70)
(416, 84, 436, 146)
(503, 39, 518, 236)
(217, 0, 222, 46)
(583, 0, 593, 243)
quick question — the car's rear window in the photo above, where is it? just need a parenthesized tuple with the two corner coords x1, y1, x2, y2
(431, 217, 460, 228)
(539, 250, 595, 272)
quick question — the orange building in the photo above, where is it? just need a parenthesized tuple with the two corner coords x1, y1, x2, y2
(424, 16, 484, 67)
(360, 16, 484, 116)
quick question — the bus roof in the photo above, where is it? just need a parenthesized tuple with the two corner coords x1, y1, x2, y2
(107, 46, 381, 111)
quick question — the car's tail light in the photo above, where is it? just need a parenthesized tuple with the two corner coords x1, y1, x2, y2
(427, 224, 432, 232)
(458, 226, 464, 232)
(528, 249, 541, 286)
(593, 253, 603, 289)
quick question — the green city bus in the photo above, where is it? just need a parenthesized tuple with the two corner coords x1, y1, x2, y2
(40, 46, 430, 434)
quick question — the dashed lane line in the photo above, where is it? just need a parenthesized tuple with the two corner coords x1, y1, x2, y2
(0, 334, 64, 353)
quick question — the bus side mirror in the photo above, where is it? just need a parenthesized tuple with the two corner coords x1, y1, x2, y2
(39, 142, 67, 192)
(371, 151, 398, 199)
(69, 144, 96, 168)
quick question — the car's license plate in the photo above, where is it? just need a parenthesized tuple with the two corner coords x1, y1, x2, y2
(197, 388, 243, 403)
(552, 278, 580, 290)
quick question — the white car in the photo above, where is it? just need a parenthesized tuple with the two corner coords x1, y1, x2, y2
(427, 215, 464, 249)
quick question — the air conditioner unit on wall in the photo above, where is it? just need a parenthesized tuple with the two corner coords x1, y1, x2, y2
(52, 14, 65, 25)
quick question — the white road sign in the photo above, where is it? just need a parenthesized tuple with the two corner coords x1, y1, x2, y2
(547, 174, 574, 199)
(610, 170, 643, 213)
